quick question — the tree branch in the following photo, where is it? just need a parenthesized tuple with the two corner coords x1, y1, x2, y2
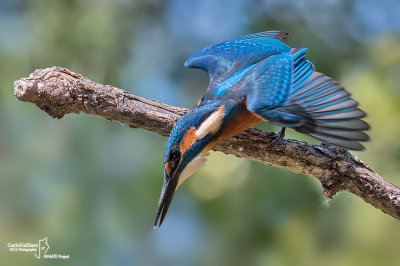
(14, 67, 400, 221)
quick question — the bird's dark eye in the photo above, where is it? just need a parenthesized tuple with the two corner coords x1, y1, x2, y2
(169, 147, 181, 163)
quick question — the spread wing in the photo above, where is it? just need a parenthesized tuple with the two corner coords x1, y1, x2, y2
(244, 48, 369, 150)
(185, 30, 290, 88)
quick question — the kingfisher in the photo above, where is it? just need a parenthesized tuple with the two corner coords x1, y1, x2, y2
(154, 30, 369, 227)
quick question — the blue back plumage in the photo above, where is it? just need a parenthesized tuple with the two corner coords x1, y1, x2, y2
(213, 64, 257, 97)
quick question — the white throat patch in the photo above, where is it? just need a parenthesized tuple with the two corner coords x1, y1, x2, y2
(176, 152, 208, 189)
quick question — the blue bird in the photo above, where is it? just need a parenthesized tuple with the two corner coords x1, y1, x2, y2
(154, 30, 369, 227)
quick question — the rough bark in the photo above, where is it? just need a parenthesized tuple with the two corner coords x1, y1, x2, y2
(14, 67, 400, 221)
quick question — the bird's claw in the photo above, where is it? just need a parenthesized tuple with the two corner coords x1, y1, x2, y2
(270, 127, 286, 147)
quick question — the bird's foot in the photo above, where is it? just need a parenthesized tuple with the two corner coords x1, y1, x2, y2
(271, 127, 286, 147)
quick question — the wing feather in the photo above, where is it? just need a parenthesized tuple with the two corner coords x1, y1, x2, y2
(244, 49, 369, 150)
(185, 30, 290, 85)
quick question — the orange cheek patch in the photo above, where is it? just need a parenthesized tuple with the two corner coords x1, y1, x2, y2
(164, 162, 172, 176)
(180, 127, 197, 154)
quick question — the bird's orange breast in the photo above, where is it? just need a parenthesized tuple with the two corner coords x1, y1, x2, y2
(204, 106, 262, 151)
(218, 107, 262, 141)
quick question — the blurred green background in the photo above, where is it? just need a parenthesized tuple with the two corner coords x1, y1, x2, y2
(1, 0, 400, 265)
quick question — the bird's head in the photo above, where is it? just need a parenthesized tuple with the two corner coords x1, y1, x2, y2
(154, 101, 228, 227)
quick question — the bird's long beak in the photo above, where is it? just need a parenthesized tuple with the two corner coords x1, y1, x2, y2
(154, 174, 178, 228)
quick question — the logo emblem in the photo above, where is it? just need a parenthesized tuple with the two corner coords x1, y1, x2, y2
(7, 237, 69, 260)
